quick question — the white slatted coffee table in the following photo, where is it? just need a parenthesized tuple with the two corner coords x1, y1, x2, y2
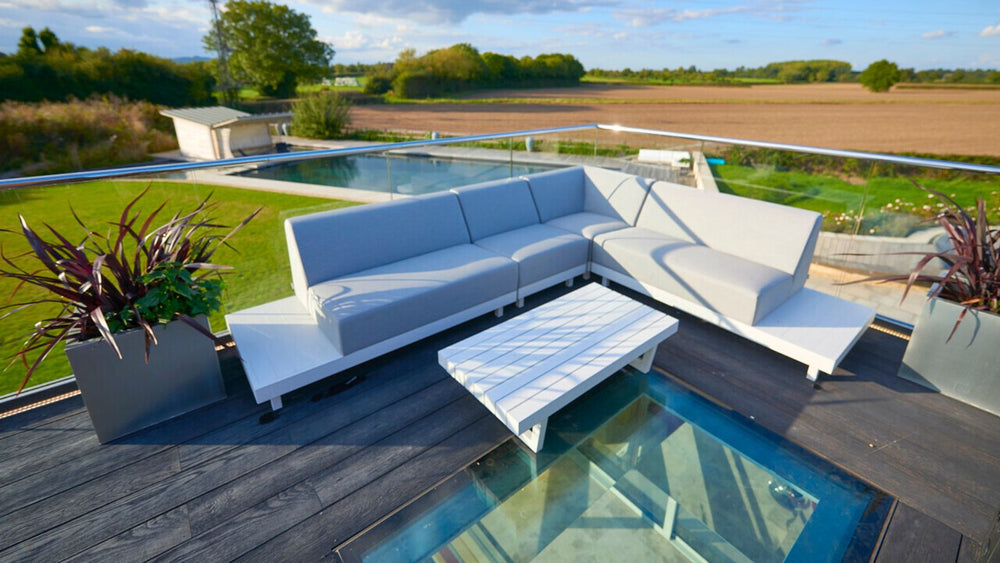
(439, 283, 678, 452)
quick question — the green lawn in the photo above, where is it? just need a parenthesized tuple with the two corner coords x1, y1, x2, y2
(0, 180, 357, 396)
(711, 164, 1000, 235)
(237, 80, 366, 101)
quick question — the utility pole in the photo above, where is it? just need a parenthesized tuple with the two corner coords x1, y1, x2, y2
(208, 0, 236, 105)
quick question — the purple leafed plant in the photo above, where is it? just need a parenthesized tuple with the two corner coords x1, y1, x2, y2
(880, 184, 999, 340)
(0, 188, 259, 392)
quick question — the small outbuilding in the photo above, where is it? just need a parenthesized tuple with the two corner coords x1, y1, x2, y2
(160, 106, 292, 161)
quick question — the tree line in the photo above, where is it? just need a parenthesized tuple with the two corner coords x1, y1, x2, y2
(363, 44, 586, 98)
(0, 27, 215, 106)
(587, 59, 1000, 87)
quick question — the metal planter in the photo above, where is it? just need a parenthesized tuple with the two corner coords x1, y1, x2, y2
(65, 316, 225, 443)
(897, 297, 1000, 417)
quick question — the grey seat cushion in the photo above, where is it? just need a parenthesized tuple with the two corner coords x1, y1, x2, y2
(593, 227, 795, 325)
(545, 212, 630, 240)
(475, 224, 589, 289)
(308, 244, 517, 355)
(525, 166, 652, 228)
(452, 178, 540, 241)
(638, 181, 821, 290)
(286, 192, 471, 305)
(524, 167, 585, 222)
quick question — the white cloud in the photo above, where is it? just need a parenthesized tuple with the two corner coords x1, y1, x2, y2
(85, 25, 113, 33)
(327, 30, 366, 50)
(823, 38, 842, 46)
(616, 0, 808, 28)
(921, 30, 954, 40)
(306, 0, 611, 25)
(982, 23, 1000, 37)
(0, 17, 22, 27)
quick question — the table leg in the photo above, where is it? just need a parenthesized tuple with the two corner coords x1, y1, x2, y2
(269, 396, 283, 410)
(519, 421, 548, 453)
(629, 347, 657, 373)
(807, 365, 820, 382)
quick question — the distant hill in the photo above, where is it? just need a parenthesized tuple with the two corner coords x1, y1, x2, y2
(172, 56, 212, 64)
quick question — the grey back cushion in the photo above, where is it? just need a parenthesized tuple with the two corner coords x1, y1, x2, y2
(582, 166, 651, 225)
(286, 192, 471, 299)
(452, 178, 540, 241)
(637, 181, 821, 281)
(524, 167, 585, 222)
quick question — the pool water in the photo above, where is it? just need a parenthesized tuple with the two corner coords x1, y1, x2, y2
(339, 371, 886, 562)
(237, 154, 562, 195)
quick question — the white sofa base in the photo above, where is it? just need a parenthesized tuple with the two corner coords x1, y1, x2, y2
(591, 264, 874, 380)
(227, 292, 516, 409)
(516, 264, 588, 306)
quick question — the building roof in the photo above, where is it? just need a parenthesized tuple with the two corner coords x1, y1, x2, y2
(160, 106, 293, 128)
(160, 106, 251, 127)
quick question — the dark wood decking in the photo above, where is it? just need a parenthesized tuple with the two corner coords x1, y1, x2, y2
(1, 281, 998, 562)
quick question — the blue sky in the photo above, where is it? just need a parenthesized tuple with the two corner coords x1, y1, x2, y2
(1, 0, 998, 70)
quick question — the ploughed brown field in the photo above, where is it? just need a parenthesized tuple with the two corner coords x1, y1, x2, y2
(351, 83, 1000, 156)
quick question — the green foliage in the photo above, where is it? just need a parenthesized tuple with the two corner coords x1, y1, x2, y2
(363, 73, 392, 95)
(0, 189, 259, 391)
(860, 60, 901, 92)
(1, 27, 214, 105)
(203, 0, 333, 98)
(709, 153, 999, 237)
(291, 93, 352, 139)
(587, 60, 853, 85)
(0, 97, 177, 176)
(372, 45, 585, 99)
(111, 263, 225, 331)
(392, 70, 439, 98)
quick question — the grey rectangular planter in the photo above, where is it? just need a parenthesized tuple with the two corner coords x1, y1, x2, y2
(65, 316, 225, 443)
(897, 298, 1000, 417)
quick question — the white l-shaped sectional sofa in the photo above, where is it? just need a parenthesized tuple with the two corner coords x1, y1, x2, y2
(227, 166, 874, 409)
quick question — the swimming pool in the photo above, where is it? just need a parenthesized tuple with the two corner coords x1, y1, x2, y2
(338, 370, 887, 562)
(237, 154, 563, 195)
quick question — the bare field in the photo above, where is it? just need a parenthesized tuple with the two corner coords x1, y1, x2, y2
(352, 83, 1000, 156)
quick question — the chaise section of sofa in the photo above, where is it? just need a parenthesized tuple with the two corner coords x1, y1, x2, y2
(592, 180, 822, 326)
(452, 177, 589, 302)
(285, 192, 518, 356)
(525, 166, 653, 240)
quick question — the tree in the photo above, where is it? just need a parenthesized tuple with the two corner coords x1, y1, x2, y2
(17, 27, 41, 56)
(859, 59, 901, 93)
(203, 0, 333, 98)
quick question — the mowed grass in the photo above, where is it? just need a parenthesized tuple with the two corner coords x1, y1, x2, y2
(0, 180, 357, 395)
(712, 164, 1000, 235)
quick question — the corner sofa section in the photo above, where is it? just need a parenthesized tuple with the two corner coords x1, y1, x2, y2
(285, 191, 517, 356)
(591, 180, 821, 325)
(526, 166, 653, 241)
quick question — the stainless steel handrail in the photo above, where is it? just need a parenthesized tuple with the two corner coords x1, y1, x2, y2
(598, 124, 1000, 174)
(0, 124, 599, 189)
(3, 122, 998, 189)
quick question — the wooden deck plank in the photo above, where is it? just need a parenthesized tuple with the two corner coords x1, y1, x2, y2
(0, 392, 261, 520)
(0, 448, 180, 549)
(150, 393, 488, 561)
(0, 359, 450, 561)
(186, 379, 467, 537)
(876, 502, 962, 562)
(0, 394, 86, 439)
(235, 415, 510, 561)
